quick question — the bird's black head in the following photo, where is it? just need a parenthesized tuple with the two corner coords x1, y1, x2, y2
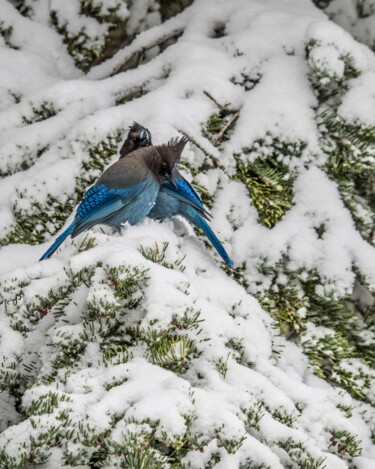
(119, 122, 152, 159)
(154, 137, 188, 187)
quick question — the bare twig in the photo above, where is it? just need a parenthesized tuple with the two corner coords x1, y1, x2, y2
(203, 90, 238, 113)
(203, 90, 227, 111)
(177, 129, 228, 174)
(213, 111, 239, 145)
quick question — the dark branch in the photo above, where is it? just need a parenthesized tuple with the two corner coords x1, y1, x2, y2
(110, 27, 185, 77)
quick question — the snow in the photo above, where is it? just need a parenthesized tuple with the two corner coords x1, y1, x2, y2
(0, 0, 374, 467)
(339, 72, 375, 125)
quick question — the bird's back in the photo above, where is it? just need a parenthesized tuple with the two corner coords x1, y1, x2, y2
(97, 147, 159, 189)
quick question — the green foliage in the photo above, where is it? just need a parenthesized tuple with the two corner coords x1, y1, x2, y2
(235, 153, 295, 228)
(226, 337, 246, 365)
(242, 400, 265, 431)
(82, 264, 149, 349)
(306, 39, 360, 102)
(78, 129, 124, 195)
(302, 332, 372, 402)
(216, 430, 246, 454)
(0, 194, 75, 246)
(320, 111, 375, 242)
(328, 429, 362, 459)
(305, 286, 375, 369)
(214, 354, 230, 378)
(0, 129, 123, 247)
(336, 404, 353, 419)
(270, 407, 296, 428)
(258, 283, 308, 339)
(252, 258, 375, 403)
(1, 267, 84, 334)
(21, 102, 58, 126)
(171, 309, 203, 332)
(50, 2, 128, 72)
(149, 335, 192, 372)
(276, 438, 326, 469)
(135, 320, 199, 374)
(25, 391, 71, 416)
(140, 242, 186, 271)
(0, 356, 20, 392)
(203, 107, 238, 147)
(1, 4, 375, 466)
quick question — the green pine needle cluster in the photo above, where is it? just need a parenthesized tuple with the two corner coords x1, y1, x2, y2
(1, 2, 375, 466)
(50, 2, 129, 72)
(139, 242, 186, 272)
(0, 253, 216, 467)
(212, 19, 375, 409)
(0, 130, 123, 247)
(320, 111, 375, 242)
(235, 153, 295, 228)
(328, 429, 362, 459)
(254, 257, 375, 404)
(21, 102, 58, 126)
(276, 438, 326, 469)
(203, 103, 239, 149)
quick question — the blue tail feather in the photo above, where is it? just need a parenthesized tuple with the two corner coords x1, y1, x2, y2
(39, 222, 76, 261)
(188, 209, 233, 268)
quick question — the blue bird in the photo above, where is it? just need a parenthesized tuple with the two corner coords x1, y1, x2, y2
(39, 138, 186, 260)
(120, 123, 233, 268)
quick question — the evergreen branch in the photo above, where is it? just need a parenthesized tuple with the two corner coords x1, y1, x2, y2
(109, 27, 185, 77)
(212, 111, 239, 146)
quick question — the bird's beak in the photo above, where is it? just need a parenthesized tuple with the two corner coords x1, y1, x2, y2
(165, 173, 177, 189)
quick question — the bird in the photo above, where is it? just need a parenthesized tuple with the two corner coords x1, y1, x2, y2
(119, 122, 152, 158)
(119, 123, 233, 268)
(39, 138, 186, 260)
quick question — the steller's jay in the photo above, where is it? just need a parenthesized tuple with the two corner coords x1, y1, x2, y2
(119, 122, 152, 157)
(39, 138, 187, 260)
(120, 123, 233, 268)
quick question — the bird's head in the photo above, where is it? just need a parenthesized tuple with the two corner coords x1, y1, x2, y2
(155, 137, 188, 188)
(119, 122, 152, 159)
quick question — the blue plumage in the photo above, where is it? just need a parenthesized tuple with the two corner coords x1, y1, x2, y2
(40, 141, 183, 261)
(120, 124, 233, 268)
(39, 223, 75, 261)
(149, 186, 233, 269)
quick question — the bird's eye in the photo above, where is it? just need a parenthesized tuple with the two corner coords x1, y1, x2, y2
(162, 162, 167, 170)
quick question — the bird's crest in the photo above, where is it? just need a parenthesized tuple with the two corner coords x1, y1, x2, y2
(129, 121, 143, 133)
(156, 136, 188, 166)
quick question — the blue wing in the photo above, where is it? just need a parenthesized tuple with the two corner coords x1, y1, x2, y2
(162, 171, 211, 219)
(174, 172, 204, 208)
(71, 182, 147, 237)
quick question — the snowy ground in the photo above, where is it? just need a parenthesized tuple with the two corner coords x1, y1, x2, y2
(0, 0, 374, 468)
